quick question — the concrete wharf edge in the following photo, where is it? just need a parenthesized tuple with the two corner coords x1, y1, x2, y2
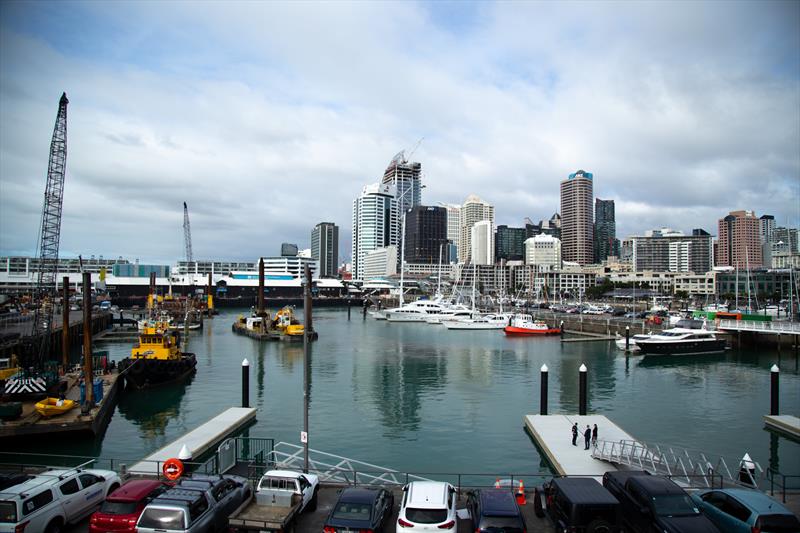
(129, 407, 256, 475)
(763, 415, 800, 439)
(524, 414, 638, 479)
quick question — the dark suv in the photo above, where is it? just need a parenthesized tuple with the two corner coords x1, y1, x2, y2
(539, 477, 621, 533)
(467, 489, 526, 532)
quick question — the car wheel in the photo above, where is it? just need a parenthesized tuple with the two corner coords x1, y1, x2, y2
(307, 487, 318, 512)
(586, 518, 613, 533)
(107, 482, 120, 497)
(533, 487, 545, 518)
(44, 519, 63, 533)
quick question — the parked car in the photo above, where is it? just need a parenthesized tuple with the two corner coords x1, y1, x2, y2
(539, 477, 620, 533)
(603, 471, 720, 533)
(466, 489, 526, 533)
(136, 474, 252, 533)
(227, 470, 319, 532)
(397, 481, 457, 532)
(0, 467, 121, 533)
(89, 479, 170, 533)
(324, 487, 394, 533)
(691, 488, 800, 533)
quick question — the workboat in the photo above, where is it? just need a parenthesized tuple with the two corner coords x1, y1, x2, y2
(118, 325, 197, 389)
(636, 327, 726, 356)
(503, 315, 561, 336)
(34, 397, 77, 417)
(271, 306, 305, 337)
(444, 313, 512, 330)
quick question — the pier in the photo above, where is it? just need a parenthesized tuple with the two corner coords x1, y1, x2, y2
(524, 414, 634, 478)
(764, 415, 800, 439)
(129, 407, 257, 475)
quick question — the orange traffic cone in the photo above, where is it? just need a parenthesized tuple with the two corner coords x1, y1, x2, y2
(516, 480, 526, 505)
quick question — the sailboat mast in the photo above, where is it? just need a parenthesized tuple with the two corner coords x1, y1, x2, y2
(437, 243, 442, 298)
(399, 209, 406, 306)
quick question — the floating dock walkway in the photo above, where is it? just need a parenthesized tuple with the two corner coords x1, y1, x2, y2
(764, 415, 800, 439)
(130, 407, 256, 475)
(524, 414, 637, 478)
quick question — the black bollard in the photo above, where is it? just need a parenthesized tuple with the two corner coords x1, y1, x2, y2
(770, 364, 779, 416)
(625, 326, 630, 351)
(347, 299, 351, 320)
(579, 363, 587, 415)
(242, 358, 250, 408)
(540, 364, 548, 415)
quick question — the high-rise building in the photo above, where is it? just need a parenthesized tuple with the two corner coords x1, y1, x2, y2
(560, 170, 594, 265)
(760, 214, 775, 244)
(495, 225, 526, 261)
(631, 230, 713, 273)
(471, 220, 494, 265)
(352, 183, 397, 280)
(594, 199, 617, 263)
(404, 206, 448, 264)
(525, 234, 562, 270)
(773, 227, 799, 253)
(458, 195, 494, 263)
(311, 222, 339, 278)
(717, 210, 763, 268)
(438, 202, 462, 259)
(280, 243, 298, 257)
(382, 153, 422, 266)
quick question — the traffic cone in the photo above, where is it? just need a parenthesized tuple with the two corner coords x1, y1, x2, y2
(516, 480, 526, 505)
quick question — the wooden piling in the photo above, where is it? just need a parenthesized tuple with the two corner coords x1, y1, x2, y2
(82, 272, 94, 411)
(62, 276, 69, 368)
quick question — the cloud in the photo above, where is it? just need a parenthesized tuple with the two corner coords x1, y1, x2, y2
(0, 1, 798, 264)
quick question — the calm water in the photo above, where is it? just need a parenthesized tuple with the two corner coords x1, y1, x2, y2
(11, 308, 800, 478)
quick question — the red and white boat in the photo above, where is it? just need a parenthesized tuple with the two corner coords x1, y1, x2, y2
(503, 314, 561, 336)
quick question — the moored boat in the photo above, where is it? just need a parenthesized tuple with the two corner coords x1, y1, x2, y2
(118, 325, 197, 389)
(614, 333, 651, 352)
(34, 397, 77, 417)
(444, 313, 511, 330)
(636, 327, 726, 356)
(503, 314, 561, 336)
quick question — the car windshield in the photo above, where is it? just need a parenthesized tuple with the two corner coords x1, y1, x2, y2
(137, 508, 185, 530)
(756, 513, 800, 532)
(0, 501, 17, 523)
(652, 494, 699, 516)
(406, 507, 448, 524)
(100, 501, 138, 515)
(478, 516, 525, 532)
(332, 502, 372, 521)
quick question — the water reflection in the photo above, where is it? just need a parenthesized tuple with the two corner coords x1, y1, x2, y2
(117, 374, 193, 443)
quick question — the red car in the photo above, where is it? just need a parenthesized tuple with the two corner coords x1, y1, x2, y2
(89, 479, 170, 533)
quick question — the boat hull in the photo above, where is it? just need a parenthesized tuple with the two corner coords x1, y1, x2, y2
(445, 322, 505, 330)
(34, 398, 76, 417)
(118, 354, 197, 389)
(504, 326, 560, 336)
(638, 340, 726, 356)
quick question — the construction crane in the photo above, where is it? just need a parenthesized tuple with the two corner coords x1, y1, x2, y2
(6, 93, 69, 395)
(183, 201, 193, 263)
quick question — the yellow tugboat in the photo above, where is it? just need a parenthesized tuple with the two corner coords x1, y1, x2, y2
(117, 323, 197, 389)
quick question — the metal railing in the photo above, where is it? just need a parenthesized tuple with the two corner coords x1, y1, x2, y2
(592, 439, 764, 489)
(766, 470, 800, 503)
(718, 319, 800, 334)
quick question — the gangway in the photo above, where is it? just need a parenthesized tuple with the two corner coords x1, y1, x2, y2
(717, 319, 800, 335)
(265, 441, 432, 486)
(592, 438, 762, 489)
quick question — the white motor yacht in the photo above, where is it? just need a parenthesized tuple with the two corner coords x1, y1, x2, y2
(425, 305, 474, 324)
(636, 327, 726, 356)
(385, 300, 448, 322)
(443, 313, 512, 330)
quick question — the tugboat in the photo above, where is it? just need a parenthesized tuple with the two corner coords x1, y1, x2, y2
(118, 323, 196, 389)
(503, 314, 561, 336)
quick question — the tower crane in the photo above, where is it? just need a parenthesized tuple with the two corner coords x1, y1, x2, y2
(183, 202, 193, 263)
(6, 93, 69, 395)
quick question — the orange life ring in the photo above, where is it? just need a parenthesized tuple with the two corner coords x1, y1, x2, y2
(162, 457, 184, 480)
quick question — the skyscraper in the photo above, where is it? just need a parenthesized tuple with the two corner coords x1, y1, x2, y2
(311, 222, 339, 278)
(594, 198, 617, 263)
(560, 170, 594, 265)
(760, 214, 775, 244)
(404, 206, 448, 264)
(632, 230, 713, 273)
(717, 210, 763, 268)
(382, 152, 422, 265)
(495, 225, 526, 261)
(352, 183, 397, 280)
(438, 202, 461, 258)
(458, 195, 494, 263)
(471, 220, 494, 265)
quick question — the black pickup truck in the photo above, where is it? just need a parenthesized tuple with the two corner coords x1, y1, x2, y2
(602, 471, 720, 533)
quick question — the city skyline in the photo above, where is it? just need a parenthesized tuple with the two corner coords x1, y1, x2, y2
(1, 1, 798, 263)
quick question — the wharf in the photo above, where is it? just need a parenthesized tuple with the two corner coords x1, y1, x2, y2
(94, 329, 139, 343)
(0, 370, 121, 440)
(561, 335, 616, 343)
(764, 415, 800, 439)
(524, 414, 635, 478)
(129, 407, 257, 475)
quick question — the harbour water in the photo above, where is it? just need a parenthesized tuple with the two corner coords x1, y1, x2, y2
(8, 308, 800, 479)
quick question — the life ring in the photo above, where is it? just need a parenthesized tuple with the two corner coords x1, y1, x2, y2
(163, 457, 184, 480)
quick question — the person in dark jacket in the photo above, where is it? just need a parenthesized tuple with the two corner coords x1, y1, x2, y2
(592, 424, 598, 446)
(584, 425, 592, 449)
(571, 423, 578, 446)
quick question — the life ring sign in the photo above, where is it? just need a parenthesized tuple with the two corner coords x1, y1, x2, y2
(163, 457, 184, 480)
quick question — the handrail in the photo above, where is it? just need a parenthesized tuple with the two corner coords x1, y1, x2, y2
(718, 319, 800, 333)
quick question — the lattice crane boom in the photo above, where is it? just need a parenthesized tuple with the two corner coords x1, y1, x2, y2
(183, 202, 193, 263)
(28, 93, 69, 373)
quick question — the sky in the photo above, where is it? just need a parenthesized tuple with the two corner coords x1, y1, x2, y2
(1, 1, 798, 265)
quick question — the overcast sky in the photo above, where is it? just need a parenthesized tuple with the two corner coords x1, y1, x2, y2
(1, 1, 798, 264)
